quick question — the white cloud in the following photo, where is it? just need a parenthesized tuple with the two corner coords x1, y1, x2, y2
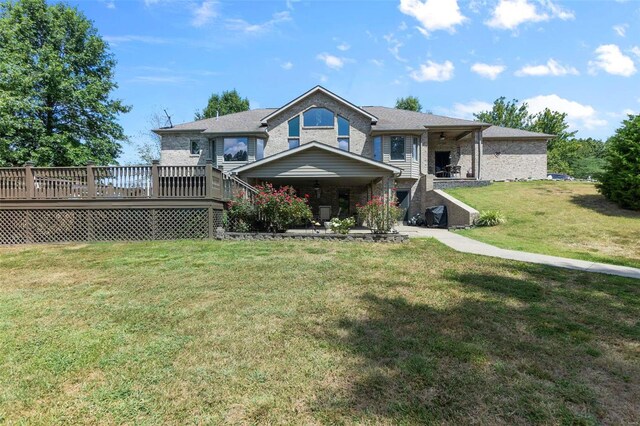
(631, 46, 640, 59)
(104, 0, 115, 9)
(399, 0, 467, 35)
(613, 24, 628, 37)
(336, 42, 350, 51)
(370, 59, 384, 67)
(525, 94, 607, 130)
(285, 0, 299, 10)
(383, 33, 406, 62)
(316, 53, 347, 70)
(409, 60, 455, 82)
(281, 61, 293, 70)
(452, 100, 493, 119)
(515, 58, 579, 76)
(486, 0, 573, 30)
(225, 11, 291, 34)
(470, 63, 505, 79)
(192, 0, 217, 27)
(588, 44, 636, 77)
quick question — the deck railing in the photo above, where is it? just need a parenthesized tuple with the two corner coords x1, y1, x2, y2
(0, 160, 225, 201)
(222, 171, 258, 203)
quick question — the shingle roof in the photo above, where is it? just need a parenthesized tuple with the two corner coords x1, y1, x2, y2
(482, 125, 554, 139)
(154, 105, 552, 140)
(153, 108, 276, 134)
(363, 106, 489, 130)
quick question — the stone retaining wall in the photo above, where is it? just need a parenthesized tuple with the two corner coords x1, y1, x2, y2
(216, 229, 408, 243)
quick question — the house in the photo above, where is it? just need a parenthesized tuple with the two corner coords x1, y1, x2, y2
(155, 86, 551, 224)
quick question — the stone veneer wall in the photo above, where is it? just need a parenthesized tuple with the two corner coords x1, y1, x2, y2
(481, 139, 547, 180)
(160, 132, 211, 166)
(265, 91, 373, 157)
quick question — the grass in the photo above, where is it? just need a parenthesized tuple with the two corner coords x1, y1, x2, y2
(1, 239, 638, 424)
(446, 181, 640, 268)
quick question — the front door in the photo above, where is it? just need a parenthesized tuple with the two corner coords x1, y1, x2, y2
(337, 189, 350, 218)
(435, 151, 451, 176)
(396, 190, 410, 222)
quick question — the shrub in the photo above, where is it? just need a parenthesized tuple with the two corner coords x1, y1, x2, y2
(329, 217, 355, 234)
(254, 183, 312, 232)
(225, 193, 256, 232)
(356, 195, 403, 234)
(475, 210, 506, 227)
(597, 114, 640, 210)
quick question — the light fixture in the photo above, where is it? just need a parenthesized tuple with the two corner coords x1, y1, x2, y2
(313, 180, 321, 198)
(439, 132, 445, 141)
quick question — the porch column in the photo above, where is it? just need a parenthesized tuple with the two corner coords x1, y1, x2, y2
(471, 129, 482, 180)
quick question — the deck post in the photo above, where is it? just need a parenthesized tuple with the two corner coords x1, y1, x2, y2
(151, 160, 160, 198)
(205, 160, 213, 199)
(24, 161, 34, 199)
(86, 161, 96, 198)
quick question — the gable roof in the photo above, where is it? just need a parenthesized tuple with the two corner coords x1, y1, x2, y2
(232, 141, 401, 176)
(483, 125, 554, 139)
(364, 106, 490, 131)
(260, 86, 378, 124)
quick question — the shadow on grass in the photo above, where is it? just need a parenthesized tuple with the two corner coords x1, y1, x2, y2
(312, 267, 640, 424)
(569, 194, 640, 218)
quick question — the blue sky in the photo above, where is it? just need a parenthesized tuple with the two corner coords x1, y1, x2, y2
(66, 0, 640, 163)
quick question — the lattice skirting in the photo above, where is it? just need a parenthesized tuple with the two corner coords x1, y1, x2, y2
(0, 208, 224, 244)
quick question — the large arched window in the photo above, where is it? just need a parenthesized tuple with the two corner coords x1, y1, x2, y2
(303, 107, 334, 127)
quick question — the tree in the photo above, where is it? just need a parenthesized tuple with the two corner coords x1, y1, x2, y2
(0, 0, 130, 166)
(195, 89, 249, 120)
(395, 96, 422, 112)
(132, 111, 167, 164)
(597, 114, 640, 210)
(474, 97, 530, 129)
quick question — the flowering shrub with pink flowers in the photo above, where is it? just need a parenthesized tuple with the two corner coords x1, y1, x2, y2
(224, 192, 254, 232)
(254, 183, 312, 232)
(356, 194, 403, 233)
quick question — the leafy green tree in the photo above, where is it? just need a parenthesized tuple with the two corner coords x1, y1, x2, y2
(395, 96, 422, 112)
(195, 89, 249, 120)
(597, 114, 640, 210)
(474, 97, 530, 129)
(0, 0, 130, 166)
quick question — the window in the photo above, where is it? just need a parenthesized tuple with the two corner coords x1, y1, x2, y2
(412, 137, 419, 161)
(373, 136, 382, 161)
(223, 137, 248, 162)
(337, 115, 349, 151)
(190, 139, 201, 155)
(256, 138, 265, 160)
(390, 136, 405, 160)
(303, 107, 334, 127)
(288, 116, 300, 149)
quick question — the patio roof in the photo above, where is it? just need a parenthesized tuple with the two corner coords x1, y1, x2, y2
(232, 141, 402, 179)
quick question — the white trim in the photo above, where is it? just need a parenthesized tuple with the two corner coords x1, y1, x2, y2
(260, 86, 378, 124)
(232, 141, 401, 175)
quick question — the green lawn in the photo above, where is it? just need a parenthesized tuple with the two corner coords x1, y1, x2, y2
(1, 239, 638, 424)
(446, 181, 640, 268)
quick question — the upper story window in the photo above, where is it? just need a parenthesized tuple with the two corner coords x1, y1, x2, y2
(373, 136, 382, 161)
(337, 115, 349, 151)
(223, 137, 248, 162)
(303, 107, 334, 127)
(390, 136, 405, 161)
(412, 137, 419, 161)
(256, 138, 265, 160)
(190, 139, 201, 155)
(288, 116, 300, 149)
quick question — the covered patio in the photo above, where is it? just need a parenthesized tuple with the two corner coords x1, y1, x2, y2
(232, 141, 401, 222)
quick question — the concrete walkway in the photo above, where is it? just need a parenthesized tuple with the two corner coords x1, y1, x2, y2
(395, 226, 640, 280)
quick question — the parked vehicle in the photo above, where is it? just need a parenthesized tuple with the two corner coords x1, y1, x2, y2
(547, 173, 574, 181)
